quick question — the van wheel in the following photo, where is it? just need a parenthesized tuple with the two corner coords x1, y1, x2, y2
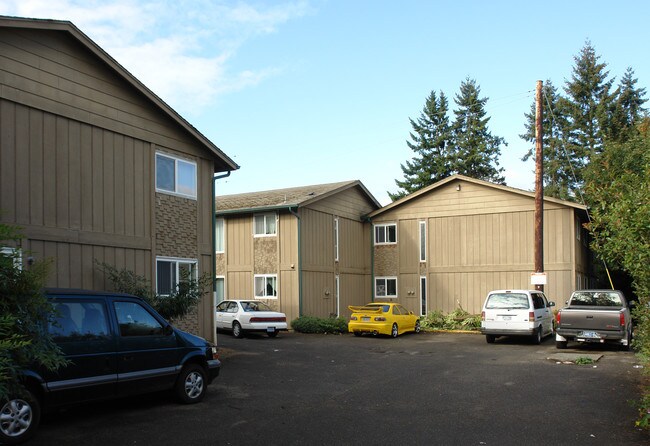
(486, 335, 496, 344)
(175, 364, 207, 404)
(533, 327, 542, 345)
(232, 321, 243, 338)
(391, 323, 398, 338)
(0, 388, 41, 445)
(556, 340, 568, 349)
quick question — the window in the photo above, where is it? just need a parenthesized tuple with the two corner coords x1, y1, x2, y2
(335, 275, 340, 316)
(575, 218, 581, 241)
(419, 221, 426, 262)
(334, 217, 339, 262)
(420, 276, 427, 316)
(254, 213, 277, 236)
(375, 277, 397, 298)
(1, 247, 22, 270)
(215, 218, 225, 253)
(215, 277, 225, 302)
(113, 301, 164, 337)
(49, 301, 109, 341)
(374, 223, 396, 245)
(156, 257, 197, 296)
(155, 152, 197, 199)
(255, 275, 278, 298)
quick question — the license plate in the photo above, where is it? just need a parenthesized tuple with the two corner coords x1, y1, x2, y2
(500, 315, 512, 321)
(577, 331, 601, 339)
(362, 317, 371, 322)
(266, 327, 275, 333)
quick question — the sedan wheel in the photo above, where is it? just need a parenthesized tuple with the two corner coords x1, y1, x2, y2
(391, 323, 398, 338)
(267, 330, 279, 338)
(232, 321, 243, 338)
(175, 364, 207, 404)
(0, 389, 40, 445)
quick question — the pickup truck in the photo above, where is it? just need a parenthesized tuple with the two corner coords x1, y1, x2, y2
(555, 289, 633, 350)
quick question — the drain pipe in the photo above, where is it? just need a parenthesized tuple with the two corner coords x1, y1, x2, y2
(289, 207, 303, 316)
(212, 171, 231, 344)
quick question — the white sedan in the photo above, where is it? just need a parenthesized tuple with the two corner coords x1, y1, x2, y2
(216, 300, 288, 338)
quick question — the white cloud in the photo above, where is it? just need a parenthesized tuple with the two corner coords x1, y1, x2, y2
(0, 0, 310, 115)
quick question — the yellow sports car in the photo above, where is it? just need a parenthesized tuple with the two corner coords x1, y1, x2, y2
(348, 303, 421, 338)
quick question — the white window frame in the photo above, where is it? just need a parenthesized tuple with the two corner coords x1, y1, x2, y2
(155, 152, 197, 199)
(215, 218, 225, 253)
(334, 217, 339, 262)
(420, 276, 427, 316)
(335, 275, 340, 316)
(254, 213, 277, 237)
(419, 221, 427, 262)
(1, 247, 22, 270)
(374, 223, 397, 245)
(155, 256, 198, 296)
(375, 276, 398, 298)
(254, 274, 278, 299)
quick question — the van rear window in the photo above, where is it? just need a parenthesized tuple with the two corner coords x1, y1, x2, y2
(485, 293, 530, 309)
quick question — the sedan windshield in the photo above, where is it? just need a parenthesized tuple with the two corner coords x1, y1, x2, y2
(485, 293, 529, 309)
(241, 301, 273, 312)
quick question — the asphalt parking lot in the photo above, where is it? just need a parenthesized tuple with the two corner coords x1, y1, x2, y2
(28, 332, 648, 446)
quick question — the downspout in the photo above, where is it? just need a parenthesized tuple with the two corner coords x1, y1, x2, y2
(364, 216, 375, 303)
(289, 207, 302, 316)
(212, 171, 231, 344)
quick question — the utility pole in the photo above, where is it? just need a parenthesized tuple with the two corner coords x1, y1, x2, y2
(534, 80, 544, 292)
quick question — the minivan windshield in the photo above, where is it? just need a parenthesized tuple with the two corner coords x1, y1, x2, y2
(485, 293, 530, 309)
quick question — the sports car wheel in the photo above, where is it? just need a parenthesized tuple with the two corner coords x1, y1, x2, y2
(353, 331, 361, 337)
(232, 321, 243, 338)
(414, 320, 421, 334)
(0, 389, 41, 445)
(391, 323, 398, 338)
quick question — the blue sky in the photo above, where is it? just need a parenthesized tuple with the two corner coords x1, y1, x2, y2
(3, 1, 649, 205)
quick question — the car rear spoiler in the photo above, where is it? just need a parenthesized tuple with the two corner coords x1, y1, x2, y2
(348, 305, 383, 313)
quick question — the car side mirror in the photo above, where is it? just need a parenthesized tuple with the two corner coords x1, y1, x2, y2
(548, 301, 555, 307)
(163, 324, 174, 336)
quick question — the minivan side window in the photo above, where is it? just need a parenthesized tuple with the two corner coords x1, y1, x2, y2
(114, 301, 164, 337)
(49, 302, 110, 341)
(532, 294, 546, 309)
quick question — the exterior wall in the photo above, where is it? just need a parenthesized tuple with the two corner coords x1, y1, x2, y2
(372, 180, 586, 315)
(0, 27, 220, 341)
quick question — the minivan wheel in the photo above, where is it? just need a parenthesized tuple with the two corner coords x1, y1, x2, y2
(175, 364, 207, 404)
(232, 321, 243, 338)
(391, 323, 398, 338)
(533, 327, 542, 345)
(485, 335, 496, 344)
(0, 389, 41, 445)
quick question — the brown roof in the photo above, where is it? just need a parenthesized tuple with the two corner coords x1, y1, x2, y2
(216, 180, 380, 213)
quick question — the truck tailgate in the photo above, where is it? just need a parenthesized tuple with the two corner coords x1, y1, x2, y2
(559, 307, 623, 331)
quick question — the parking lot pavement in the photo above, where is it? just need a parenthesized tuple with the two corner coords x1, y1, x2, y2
(30, 332, 648, 446)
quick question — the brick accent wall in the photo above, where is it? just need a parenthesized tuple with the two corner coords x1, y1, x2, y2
(155, 193, 198, 257)
(254, 237, 278, 274)
(374, 245, 398, 276)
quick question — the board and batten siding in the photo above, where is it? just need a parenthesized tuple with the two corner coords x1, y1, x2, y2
(372, 180, 584, 315)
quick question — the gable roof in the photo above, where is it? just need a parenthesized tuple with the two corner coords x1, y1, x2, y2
(368, 174, 587, 218)
(0, 15, 239, 173)
(216, 180, 381, 214)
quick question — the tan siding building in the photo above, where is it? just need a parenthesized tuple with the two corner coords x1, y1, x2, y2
(367, 175, 593, 316)
(216, 181, 379, 322)
(0, 17, 238, 342)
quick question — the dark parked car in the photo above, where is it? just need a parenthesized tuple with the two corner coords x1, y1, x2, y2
(0, 289, 221, 444)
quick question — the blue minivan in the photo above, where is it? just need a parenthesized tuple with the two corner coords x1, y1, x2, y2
(1, 288, 221, 444)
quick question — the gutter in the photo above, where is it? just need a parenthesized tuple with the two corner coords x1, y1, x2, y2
(289, 207, 303, 317)
(212, 171, 231, 344)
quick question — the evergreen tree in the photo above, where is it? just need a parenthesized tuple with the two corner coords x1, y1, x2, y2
(609, 67, 648, 141)
(451, 78, 506, 184)
(520, 80, 576, 200)
(389, 90, 452, 201)
(561, 41, 615, 171)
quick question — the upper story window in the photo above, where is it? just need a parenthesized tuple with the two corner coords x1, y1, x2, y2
(254, 213, 277, 237)
(156, 257, 197, 296)
(215, 218, 225, 253)
(419, 221, 427, 262)
(155, 152, 197, 199)
(374, 223, 397, 245)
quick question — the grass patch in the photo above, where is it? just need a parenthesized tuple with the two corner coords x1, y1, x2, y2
(575, 357, 595, 365)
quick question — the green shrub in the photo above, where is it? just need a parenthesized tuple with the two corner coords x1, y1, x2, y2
(291, 316, 348, 334)
(421, 307, 481, 331)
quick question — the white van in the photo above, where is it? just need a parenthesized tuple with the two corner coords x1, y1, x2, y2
(480, 290, 555, 344)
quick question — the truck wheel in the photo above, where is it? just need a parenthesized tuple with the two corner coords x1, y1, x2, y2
(485, 335, 495, 344)
(556, 340, 568, 349)
(621, 331, 632, 351)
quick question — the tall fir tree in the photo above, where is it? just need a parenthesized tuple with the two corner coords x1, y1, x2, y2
(561, 41, 615, 174)
(609, 67, 648, 142)
(520, 80, 576, 200)
(451, 78, 506, 184)
(389, 90, 452, 201)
